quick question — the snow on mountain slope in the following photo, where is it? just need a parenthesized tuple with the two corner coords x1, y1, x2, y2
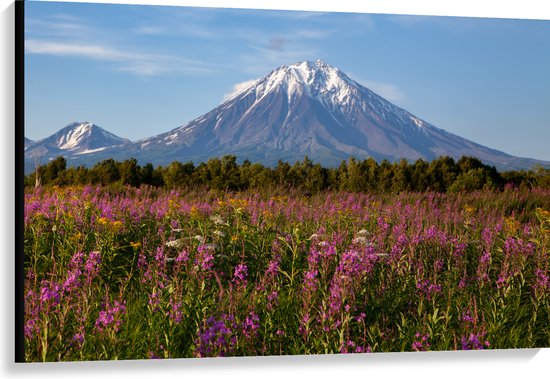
(26, 122, 130, 154)
(24, 122, 131, 167)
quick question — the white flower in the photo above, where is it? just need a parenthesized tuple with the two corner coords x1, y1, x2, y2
(165, 239, 184, 248)
(213, 230, 225, 238)
(194, 235, 206, 244)
(203, 243, 218, 251)
(209, 215, 225, 225)
(352, 236, 368, 245)
(356, 229, 368, 236)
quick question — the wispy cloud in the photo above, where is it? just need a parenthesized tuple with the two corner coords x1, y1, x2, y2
(361, 81, 405, 102)
(292, 28, 334, 39)
(25, 39, 213, 76)
(134, 25, 166, 35)
(348, 74, 405, 103)
(26, 39, 133, 61)
(223, 79, 259, 102)
(134, 23, 216, 38)
(25, 17, 95, 37)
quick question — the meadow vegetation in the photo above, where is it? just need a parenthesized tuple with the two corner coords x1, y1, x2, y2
(23, 183, 550, 361)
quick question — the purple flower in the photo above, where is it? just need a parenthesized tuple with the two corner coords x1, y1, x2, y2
(195, 244, 215, 273)
(480, 250, 491, 264)
(232, 264, 248, 285)
(265, 255, 281, 277)
(137, 252, 147, 270)
(461, 332, 490, 350)
(267, 290, 278, 311)
(148, 291, 161, 312)
(40, 281, 61, 307)
(24, 318, 38, 339)
(94, 299, 126, 333)
(176, 250, 189, 263)
(168, 298, 183, 324)
(460, 311, 475, 324)
(85, 251, 102, 279)
(355, 312, 366, 323)
(71, 332, 85, 348)
(416, 278, 442, 300)
(299, 313, 311, 337)
(242, 311, 260, 338)
(534, 269, 549, 293)
(481, 228, 493, 248)
(496, 272, 510, 289)
(303, 269, 318, 292)
(412, 333, 430, 351)
(63, 268, 82, 293)
(154, 246, 166, 265)
(196, 315, 236, 357)
(453, 243, 467, 259)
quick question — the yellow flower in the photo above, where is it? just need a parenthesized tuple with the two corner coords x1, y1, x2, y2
(130, 241, 141, 249)
(98, 217, 109, 225)
(463, 205, 475, 214)
(190, 206, 200, 217)
(111, 220, 124, 231)
(504, 216, 519, 234)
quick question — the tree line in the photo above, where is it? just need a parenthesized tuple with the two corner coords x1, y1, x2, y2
(25, 155, 550, 193)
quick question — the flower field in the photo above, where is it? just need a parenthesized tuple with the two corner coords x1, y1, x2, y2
(23, 185, 550, 361)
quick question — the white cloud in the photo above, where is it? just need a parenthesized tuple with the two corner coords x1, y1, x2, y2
(348, 74, 405, 103)
(25, 39, 213, 76)
(26, 39, 133, 61)
(135, 25, 166, 35)
(223, 79, 259, 101)
(362, 81, 405, 102)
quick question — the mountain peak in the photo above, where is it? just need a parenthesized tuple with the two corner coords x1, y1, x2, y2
(25, 121, 131, 160)
(241, 59, 358, 111)
(57, 122, 98, 150)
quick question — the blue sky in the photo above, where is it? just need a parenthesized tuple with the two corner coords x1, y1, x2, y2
(24, 1, 550, 161)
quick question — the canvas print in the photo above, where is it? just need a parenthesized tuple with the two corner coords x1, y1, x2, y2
(20, 0, 550, 362)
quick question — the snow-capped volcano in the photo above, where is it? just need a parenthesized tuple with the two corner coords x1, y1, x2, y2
(139, 59, 429, 157)
(135, 60, 545, 170)
(51, 122, 130, 152)
(25, 122, 130, 160)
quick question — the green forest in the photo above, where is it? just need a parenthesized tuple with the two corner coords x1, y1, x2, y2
(25, 155, 550, 193)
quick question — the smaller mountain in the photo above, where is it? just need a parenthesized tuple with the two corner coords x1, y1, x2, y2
(24, 137, 34, 148)
(25, 122, 130, 159)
